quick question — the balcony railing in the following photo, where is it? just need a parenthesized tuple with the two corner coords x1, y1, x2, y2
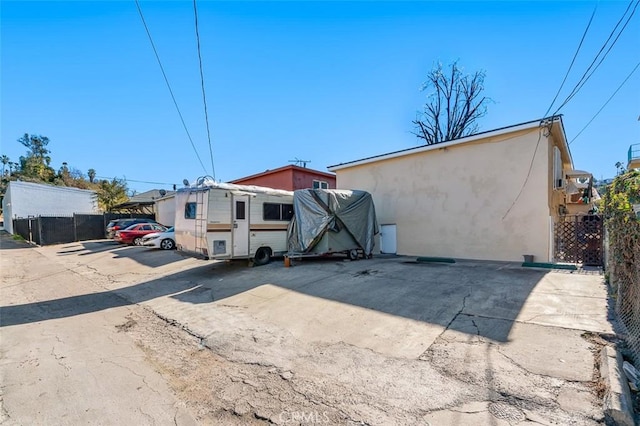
(629, 143, 640, 169)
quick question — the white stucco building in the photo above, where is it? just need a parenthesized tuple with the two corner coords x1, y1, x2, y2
(2, 181, 98, 234)
(154, 193, 176, 227)
(328, 116, 596, 263)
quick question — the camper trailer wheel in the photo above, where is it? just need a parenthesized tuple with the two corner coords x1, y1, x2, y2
(348, 249, 359, 261)
(253, 247, 271, 266)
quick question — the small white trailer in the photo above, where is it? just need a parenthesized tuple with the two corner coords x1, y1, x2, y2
(174, 179, 294, 265)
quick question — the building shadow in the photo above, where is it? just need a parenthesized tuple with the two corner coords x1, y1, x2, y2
(0, 232, 33, 250)
(55, 240, 184, 268)
(0, 253, 554, 343)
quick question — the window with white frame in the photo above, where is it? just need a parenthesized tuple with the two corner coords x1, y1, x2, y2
(312, 180, 328, 189)
(553, 146, 563, 189)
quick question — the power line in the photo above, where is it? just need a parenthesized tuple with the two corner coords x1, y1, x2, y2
(555, 0, 639, 114)
(193, 0, 216, 180)
(96, 175, 176, 186)
(502, 125, 547, 220)
(570, 61, 640, 145)
(134, 0, 208, 175)
(553, 0, 638, 115)
(543, 1, 598, 118)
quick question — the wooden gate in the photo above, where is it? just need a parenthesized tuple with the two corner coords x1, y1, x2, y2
(553, 215, 603, 266)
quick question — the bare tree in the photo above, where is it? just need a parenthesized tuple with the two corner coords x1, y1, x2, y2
(413, 62, 490, 145)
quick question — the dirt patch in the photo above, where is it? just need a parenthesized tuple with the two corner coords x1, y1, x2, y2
(118, 308, 353, 425)
(352, 269, 378, 277)
(115, 316, 138, 332)
(582, 331, 623, 400)
(118, 303, 605, 426)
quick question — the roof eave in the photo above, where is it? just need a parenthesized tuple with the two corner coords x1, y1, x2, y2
(328, 116, 567, 172)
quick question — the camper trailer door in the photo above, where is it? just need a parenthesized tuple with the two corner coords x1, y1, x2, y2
(232, 195, 249, 256)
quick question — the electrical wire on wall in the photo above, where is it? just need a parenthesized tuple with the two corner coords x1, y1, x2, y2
(501, 120, 555, 220)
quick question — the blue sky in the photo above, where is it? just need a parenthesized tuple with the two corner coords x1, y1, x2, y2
(2, 1, 639, 194)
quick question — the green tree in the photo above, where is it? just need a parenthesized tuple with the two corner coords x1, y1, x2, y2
(413, 62, 490, 145)
(57, 161, 71, 185)
(97, 178, 128, 211)
(17, 134, 55, 181)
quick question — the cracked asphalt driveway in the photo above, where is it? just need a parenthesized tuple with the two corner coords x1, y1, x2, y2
(1, 234, 614, 425)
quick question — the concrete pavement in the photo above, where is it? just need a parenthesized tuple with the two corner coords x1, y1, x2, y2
(0, 234, 197, 425)
(2, 238, 615, 424)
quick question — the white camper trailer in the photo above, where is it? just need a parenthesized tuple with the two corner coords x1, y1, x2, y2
(175, 179, 294, 265)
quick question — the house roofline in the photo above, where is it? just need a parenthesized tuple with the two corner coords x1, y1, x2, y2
(229, 164, 335, 183)
(328, 115, 568, 171)
(7, 180, 97, 195)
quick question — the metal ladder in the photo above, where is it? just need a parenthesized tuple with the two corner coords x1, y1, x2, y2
(194, 187, 208, 257)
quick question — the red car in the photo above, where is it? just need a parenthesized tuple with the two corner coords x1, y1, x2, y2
(114, 223, 167, 246)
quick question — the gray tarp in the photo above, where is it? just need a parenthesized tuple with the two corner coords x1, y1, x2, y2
(287, 189, 378, 255)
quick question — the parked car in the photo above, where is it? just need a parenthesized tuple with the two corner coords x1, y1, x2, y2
(106, 218, 158, 238)
(114, 223, 167, 245)
(141, 227, 176, 250)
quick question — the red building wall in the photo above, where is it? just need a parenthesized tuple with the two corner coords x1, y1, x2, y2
(292, 169, 336, 190)
(232, 168, 295, 190)
(229, 166, 336, 191)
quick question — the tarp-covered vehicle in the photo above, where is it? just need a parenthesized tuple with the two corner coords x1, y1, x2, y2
(287, 189, 378, 260)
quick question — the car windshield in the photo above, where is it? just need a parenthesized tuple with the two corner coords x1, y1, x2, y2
(166, 227, 174, 232)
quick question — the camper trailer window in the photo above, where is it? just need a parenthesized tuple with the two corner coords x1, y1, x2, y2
(263, 203, 280, 220)
(282, 204, 294, 220)
(236, 201, 246, 220)
(263, 203, 294, 221)
(184, 202, 197, 219)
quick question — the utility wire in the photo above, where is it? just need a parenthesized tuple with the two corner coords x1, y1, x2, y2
(555, 0, 639, 114)
(553, 0, 638, 115)
(502, 125, 547, 220)
(96, 175, 176, 186)
(543, 1, 598, 118)
(570, 61, 640, 145)
(134, 0, 208, 175)
(193, 0, 216, 180)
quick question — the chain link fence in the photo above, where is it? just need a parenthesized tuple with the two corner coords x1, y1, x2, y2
(611, 241, 640, 365)
(604, 170, 640, 365)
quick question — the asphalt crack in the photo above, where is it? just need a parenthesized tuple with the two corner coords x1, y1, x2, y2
(101, 359, 162, 397)
(421, 291, 471, 356)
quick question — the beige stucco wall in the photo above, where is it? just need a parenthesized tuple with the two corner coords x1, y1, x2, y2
(335, 128, 554, 262)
